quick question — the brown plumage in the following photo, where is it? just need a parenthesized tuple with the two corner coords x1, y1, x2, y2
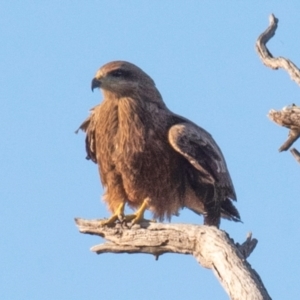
(77, 61, 240, 227)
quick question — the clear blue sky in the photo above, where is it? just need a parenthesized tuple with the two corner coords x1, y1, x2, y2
(1, 2, 300, 299)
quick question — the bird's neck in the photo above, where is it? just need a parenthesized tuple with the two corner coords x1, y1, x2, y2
(99, 94, 148, 153)
(118, 96, 148, 151)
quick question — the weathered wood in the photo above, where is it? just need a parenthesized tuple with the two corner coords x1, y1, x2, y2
(291, 148, 300, 164)
(268, 105, 300, 151)
(75, 218, 271, 300)
(256, 14, 300, 160)
(256, 14, 300, 85)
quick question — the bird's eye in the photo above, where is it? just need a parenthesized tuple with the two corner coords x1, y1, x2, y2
(111, 70, 125, 77)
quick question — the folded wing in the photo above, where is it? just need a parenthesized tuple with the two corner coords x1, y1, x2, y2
(168, 122, 236, 201)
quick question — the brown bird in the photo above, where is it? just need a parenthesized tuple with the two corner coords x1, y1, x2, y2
(77, 61, 240, 227)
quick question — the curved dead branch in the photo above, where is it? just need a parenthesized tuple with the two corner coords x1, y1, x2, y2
(256, 14, 300, 85)
(75, 218, 270, 300)
(256, 14, 300, 162)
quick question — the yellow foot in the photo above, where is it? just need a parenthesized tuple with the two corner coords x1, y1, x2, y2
(100, 202, 125, 226)
(123, 198, 155, 225)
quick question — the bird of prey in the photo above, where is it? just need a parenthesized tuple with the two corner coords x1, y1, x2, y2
(77, 61, 240, 227)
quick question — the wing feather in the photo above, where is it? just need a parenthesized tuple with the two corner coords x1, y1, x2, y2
(168, 122, 236, 200)
(75, 106, 99, 163)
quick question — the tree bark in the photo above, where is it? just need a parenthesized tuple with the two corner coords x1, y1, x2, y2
(268, 105, 300, 152)
(256, 14, 300, 163)
(75, 218, 271, 300)
(291, 147, 300, 163)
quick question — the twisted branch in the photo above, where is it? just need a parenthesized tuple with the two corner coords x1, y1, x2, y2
(75, 218, 270, 300)
(256, 14, 300, 162)
(256, 14, 300, 85)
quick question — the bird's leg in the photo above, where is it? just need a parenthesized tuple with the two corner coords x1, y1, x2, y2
(100, 202, 125, 226)
(124, 198, 154, 225)
(203, 186, 221, 228)
(203, 207, 220, 227)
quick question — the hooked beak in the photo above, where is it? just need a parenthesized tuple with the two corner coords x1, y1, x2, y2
(91, 77, 101, 92)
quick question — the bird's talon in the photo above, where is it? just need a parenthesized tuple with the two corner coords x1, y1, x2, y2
(99, 203, 126, 227)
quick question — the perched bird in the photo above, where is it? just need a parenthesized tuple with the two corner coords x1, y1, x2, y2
(77, 61, 240, 227)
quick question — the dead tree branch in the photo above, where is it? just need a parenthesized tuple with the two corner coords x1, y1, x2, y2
(291, 148, 300, 164)
(256, 14, 300, 85)
(75, 218, 271, 300)
(256, 14, 300, 163)
(268, 104, 300, 152)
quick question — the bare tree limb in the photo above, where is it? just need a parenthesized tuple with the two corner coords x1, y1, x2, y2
(268, 104, 300, 151)
(291, 148, 300, 164)
(256, 14, 300, 160)
(75, 218, 271, 300)
(278, 130, 300, 152)
(235, 232, 258, 259)
(256, 14, 300, 85)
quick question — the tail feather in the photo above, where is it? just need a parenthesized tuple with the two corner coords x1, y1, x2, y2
(221, 198, 241, 222)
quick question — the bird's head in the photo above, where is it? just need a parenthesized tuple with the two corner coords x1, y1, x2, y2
(91, 61, 157, 97)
